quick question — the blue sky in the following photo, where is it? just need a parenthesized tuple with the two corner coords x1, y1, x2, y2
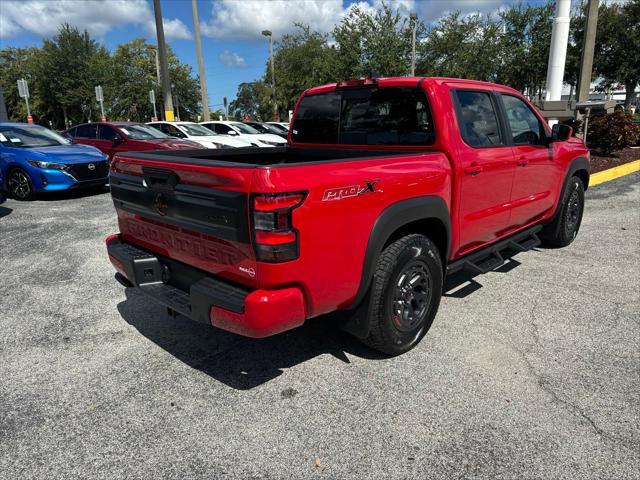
(0, 0, 549, 108)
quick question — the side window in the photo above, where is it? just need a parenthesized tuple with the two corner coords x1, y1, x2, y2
(215, 124, 232, 134)
(75, 124, 97, 139)
(454, 90, 502, 148)
(165, 124, 183, 137)
(501, 94, 545, 146)
(98, 125, 120, 141)
(67, 127, 77, 137)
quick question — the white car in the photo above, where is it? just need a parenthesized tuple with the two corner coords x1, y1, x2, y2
(199, 121, 286, 147)
(146, 121, 253, 149)
(267, 122, 290, 132)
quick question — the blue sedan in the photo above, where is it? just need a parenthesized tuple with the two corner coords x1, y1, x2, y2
(0, 123, 109, 200)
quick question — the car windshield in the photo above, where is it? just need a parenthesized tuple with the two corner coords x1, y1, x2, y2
(180, 123, 213, 136)
(231, 122, 260, 134)
(0, 125, 69, 148)
(120, 124, 169, 140)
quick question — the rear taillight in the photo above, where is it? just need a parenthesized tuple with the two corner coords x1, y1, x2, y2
(252, 192, 306, 262)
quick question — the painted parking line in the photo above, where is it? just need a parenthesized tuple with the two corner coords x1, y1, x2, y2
(590, 159, 640, 187)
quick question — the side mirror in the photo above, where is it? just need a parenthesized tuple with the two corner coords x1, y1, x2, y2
(112, 135, 124, 145)
(551, 123, 572, 142)
(228, 130, 238, 136)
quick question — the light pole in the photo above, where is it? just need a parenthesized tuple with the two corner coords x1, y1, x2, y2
(149, 90, 158, 121)
(192, 0, 210, 121)
(410, 12, 417, 76)
(95, 85, 106, 121)
(17, 78, 32, 123)
(262, 29, 278, 121)
(152, 0, 174, 121)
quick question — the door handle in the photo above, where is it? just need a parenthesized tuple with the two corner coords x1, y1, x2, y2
(464, 165, 483, 176)
(517, 156, 529, 167)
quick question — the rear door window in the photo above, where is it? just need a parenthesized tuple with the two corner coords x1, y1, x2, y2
(214, 123, 233, 134)
(97, 125, 120, 141)
(453, 90, 502, 147)
(292, 87, 435, 145)
(74, 124, 97, 139)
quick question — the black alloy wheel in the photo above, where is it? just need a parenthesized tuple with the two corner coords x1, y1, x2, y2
(8, 169, 34, 200)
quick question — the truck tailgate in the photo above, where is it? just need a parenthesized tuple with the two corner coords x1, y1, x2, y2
(109, 155, 258, 287)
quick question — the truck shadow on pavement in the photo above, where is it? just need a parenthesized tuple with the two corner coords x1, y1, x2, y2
(117, 288, 385, 390)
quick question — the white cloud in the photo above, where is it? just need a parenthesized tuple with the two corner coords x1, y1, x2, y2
(145, 18, 193, 41)
(0, 0, 192, 40)
(198, 0, 517, 40)
(218, 50, 247, 68)
(419, 0, 507, 19)
(200, 0, 348, 40)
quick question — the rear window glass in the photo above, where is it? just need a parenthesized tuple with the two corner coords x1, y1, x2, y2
(292, 87, 435, 145)
(453, 90, 502, 147)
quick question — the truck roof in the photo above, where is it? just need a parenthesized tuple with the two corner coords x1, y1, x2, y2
(303, 76, 522, 96)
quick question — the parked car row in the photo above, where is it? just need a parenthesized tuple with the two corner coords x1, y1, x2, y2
(0, 119, 290, 200)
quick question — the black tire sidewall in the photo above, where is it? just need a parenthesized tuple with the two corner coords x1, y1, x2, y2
(560, 177, 584, 245)
(376, 236, 443, 355)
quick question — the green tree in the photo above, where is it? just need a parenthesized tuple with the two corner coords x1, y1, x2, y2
(109, 39, 200, 122)
(34, 24, 109, 127)
(418, 12, 502, 81)
(269, 24, 335, 115)
(228, 81, 272, 120)
(0, 47, 41, 123)
(497, 2, 554, 97)
(593, 1, 640, 110)
(333, 3, 422, 79)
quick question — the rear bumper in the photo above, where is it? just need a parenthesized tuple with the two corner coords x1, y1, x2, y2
(106, 234, 306, 338)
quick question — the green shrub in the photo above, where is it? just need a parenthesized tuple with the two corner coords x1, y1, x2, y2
(588, 111, 640, 154)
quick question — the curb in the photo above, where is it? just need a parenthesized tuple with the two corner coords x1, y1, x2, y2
(590, 159, 640, 187)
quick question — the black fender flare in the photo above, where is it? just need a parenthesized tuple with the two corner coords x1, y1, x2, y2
(545, 156, 590, 229)
(349, 195, 451, 310)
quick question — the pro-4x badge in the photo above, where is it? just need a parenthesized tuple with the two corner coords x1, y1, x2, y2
(322, 180, 379, 201)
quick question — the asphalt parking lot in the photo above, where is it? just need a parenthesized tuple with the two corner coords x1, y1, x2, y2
(0, 173, 638, 480)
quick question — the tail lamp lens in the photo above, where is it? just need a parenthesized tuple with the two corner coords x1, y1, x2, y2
(252, 192, 305, 262)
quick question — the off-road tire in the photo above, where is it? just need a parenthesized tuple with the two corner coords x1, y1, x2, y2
(541, 176, 585, 247)
(363, 234, 443, 356)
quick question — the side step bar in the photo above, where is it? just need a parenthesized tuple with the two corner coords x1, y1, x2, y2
(446, 225, 542, 276)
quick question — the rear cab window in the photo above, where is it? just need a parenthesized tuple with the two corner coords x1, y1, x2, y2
(291, 87, 435, 146)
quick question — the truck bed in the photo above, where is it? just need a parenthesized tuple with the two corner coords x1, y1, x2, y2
(115, 145, 427, 167)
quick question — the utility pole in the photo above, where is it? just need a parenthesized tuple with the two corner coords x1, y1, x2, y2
(410, 12, 417, 76)
(192, 0, 210, 121)
(153, 0, 174, 121)
(262, 30, 278, 121)
(576, 0, 599, 103)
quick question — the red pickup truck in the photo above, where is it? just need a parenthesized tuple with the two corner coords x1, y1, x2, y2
(106, 77, 589, 355)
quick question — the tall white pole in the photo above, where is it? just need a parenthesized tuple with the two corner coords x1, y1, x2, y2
(192, 0, 210, 121)
(545, 0, 571, 103)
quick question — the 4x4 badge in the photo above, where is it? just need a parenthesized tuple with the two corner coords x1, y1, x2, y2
(322, 180, 379, 201)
